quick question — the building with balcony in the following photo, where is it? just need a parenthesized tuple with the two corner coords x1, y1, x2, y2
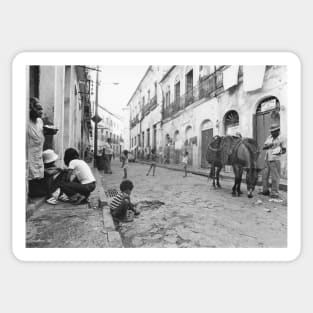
(95, 105, 124, 157)
(127, 64, 287, 178)
(127, 66, 170, 158)
(159, 65, 287, 178)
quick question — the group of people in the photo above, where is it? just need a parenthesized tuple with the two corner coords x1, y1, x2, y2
(27, 96, 286, 225)
(28, 97, 96, 205)
(108, 148, 191, 223)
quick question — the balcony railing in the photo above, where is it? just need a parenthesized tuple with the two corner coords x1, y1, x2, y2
(142, 95, 158, 118)
(163, 68, 226, 120)
(130, 114, 139, 128)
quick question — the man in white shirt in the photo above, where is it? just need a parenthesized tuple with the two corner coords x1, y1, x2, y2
(260, 124, 286, 198)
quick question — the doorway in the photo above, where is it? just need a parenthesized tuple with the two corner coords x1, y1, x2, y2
(201, 120, 213, 168)
(254, 97, 280, 169)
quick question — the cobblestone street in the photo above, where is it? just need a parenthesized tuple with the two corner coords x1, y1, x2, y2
(101, 160, 287, 248)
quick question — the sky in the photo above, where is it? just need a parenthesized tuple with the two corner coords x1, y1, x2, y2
(97, 66, 148, 117)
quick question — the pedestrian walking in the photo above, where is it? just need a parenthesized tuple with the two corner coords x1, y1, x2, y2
(59, 148, 96, 205)
(103, 138, 113, 174)
(259, 124, 286, 199)
(110, 180, 140, 223)
(146, 148, 157, 176)
(182, 151, 189, 177)
(28, 97, 58, 197)
(121, 150, 129, 179)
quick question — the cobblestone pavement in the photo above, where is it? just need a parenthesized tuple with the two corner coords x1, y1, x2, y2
(101, 160, 287, 248)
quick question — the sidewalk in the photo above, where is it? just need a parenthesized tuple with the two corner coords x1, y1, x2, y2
(26, 165, 123, 248)
(136, 160, 287, 192)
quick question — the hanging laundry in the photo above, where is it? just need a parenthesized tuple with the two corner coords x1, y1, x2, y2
(243, 65, 266, 92)
(223, 65, 239, 90)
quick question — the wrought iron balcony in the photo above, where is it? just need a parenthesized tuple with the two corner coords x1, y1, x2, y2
(162, 68, 226, 120)
(142, 95, 158, 118)
(130, 114, 139, 128)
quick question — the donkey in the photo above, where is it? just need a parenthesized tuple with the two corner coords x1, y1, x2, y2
(206, 136, 260, 198)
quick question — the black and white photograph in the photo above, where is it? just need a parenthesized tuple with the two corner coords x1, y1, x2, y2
(12, 53, 300, 261)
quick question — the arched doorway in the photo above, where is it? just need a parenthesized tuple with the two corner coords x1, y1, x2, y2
(254, 96, 280, 168)
(201, 120, 213, 168)
(224, 110, 239, 135)
(185, 126, 192, 144)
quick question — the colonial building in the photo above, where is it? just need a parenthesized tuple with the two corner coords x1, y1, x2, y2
(28, 65, 93, 164)
(128, 65, 287, 178)
(95, 105, 125, 157)
(127, 66, 170, 158)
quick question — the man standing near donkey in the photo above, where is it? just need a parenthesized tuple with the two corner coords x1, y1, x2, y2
(259, 123, 286, 199)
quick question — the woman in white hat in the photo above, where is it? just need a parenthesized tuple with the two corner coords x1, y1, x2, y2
(42, 149, 64, 204)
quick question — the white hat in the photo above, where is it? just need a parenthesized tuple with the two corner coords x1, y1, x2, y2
(270, 124, 280, 132)
(42, 149, 58, 164)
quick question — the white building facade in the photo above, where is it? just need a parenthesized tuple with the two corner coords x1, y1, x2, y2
(128, 66, 171, 158)
(128, 65, 287, 178)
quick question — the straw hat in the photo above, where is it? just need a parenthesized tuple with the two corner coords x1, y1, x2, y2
(42, 149, 58, 164)
(270, 124, 280, 132)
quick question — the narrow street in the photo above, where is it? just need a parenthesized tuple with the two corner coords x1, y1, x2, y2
(101, 160, 287, 248)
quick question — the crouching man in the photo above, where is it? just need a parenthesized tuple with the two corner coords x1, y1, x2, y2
(110, 180, 140, 223)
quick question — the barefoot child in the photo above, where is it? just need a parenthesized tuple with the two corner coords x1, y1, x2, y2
(182, 151, 189, 177)
(121, 150, 129, 179)
(146, 148, 157, 176)
(110, 180, 140, 223)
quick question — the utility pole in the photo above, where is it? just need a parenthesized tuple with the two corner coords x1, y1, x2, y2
(93, 66, 99, 167)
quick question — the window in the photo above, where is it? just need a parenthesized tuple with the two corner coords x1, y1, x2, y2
(165, 90, 171, 107)
(147, 128, 150, 147)
(185, 70, 194, 105)
(186, 70, 193, 93)
(174, 81, 180, 105)
(154, 82, 157, 99)
(224, 110, 239, 135)
(147, 90, 151, 103)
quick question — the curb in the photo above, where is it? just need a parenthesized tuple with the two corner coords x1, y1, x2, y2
(136, 160, 287, 192)
(92, 167, 124, 248)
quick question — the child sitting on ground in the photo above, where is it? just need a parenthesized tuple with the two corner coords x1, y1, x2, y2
(59, 148, 96, 205)
(110, 180, 140, 223)
(182, 151, 189, 177)
(121, 149, 129, 179)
